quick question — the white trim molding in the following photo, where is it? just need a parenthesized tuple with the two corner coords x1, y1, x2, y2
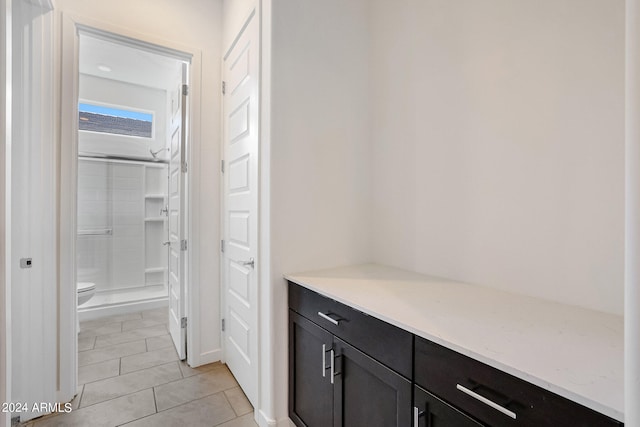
(626, 1, 640, 425)
(10, 0, 56, 421)
(1, 0, 12, 426)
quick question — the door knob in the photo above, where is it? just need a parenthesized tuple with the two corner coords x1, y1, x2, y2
(162, 241, 171, 246)
(237, 258, 255, 269)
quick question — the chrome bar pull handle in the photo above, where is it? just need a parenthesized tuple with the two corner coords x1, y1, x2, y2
(456, 384, 517, 419)
(322, 344, 326, 378)
(317, 312, 340, 325)
(330, 349, 335, 384)
(413, 406, 426, 427)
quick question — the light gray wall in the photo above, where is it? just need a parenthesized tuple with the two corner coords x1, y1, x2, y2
(269, 0, 373, 420)
(370, 0, 625, 315)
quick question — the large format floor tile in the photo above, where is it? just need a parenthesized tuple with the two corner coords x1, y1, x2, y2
(33, 389, 155, 427)
(120, 346, 178, 374)
(145, 334, 173, 351)
(79, 313, 142, 331)
(25, 310, 257, 427)
(154, 365, 238, 411)
(78, 322, 122, 340)
(94, 324, 168, 348)
(81, 362, 181, 407)
(78, 339, 147, 367)
(122, 392, 237, 427)
(121, 318, 166, 332)
(141, 308, 169, 322)
(224, 387, 253, 417)
(78, 359, 120, 385)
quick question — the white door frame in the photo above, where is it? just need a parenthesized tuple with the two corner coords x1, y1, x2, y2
(58, 13, 203, 402)
(0, 0, 11, 426)
(9, 0, 56, 421)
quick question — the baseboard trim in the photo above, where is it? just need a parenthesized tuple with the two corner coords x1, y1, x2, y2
(256, 409, 293, 427)
(256, 410, 276, 427)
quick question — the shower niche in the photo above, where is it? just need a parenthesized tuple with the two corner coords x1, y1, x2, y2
(144, 165, 169, 288)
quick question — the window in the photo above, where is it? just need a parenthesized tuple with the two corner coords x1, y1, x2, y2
(79, 102, 154, 138)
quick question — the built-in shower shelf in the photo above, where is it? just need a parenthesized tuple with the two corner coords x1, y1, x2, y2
(145, 267, 167, 273)
(145, 194, 166, 199)
(144, 217, 166, 222)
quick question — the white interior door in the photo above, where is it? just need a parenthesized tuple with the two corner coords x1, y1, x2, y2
(222, 11, 259, 406)
(168, 64, 188, 360)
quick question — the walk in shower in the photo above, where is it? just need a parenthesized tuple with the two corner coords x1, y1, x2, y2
(77, 157, 169, 316)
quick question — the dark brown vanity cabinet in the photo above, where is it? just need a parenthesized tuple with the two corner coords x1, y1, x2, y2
(288, 283, 412, 427)
(289, 281, 623, 427)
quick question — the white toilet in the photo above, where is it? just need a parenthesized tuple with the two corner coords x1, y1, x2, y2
(77, 282, 96, 307)
(77, 282, 96, 333)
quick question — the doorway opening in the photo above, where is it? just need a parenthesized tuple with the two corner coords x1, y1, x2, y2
(62, 25, 194, 399)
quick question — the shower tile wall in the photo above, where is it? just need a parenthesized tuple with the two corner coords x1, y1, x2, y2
(78, 159, 145, 292)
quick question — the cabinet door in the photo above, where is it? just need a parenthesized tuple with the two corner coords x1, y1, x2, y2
(414, 385, 484, 427)
(289, 310, 334, 427)
(333, 337, 411, 427)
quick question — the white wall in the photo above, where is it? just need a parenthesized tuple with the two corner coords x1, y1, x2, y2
(55, 0, 223, 365)
(222, 0, 255, 54)
(78, 73, 167, 159)
(370, 0, 625, 315)
(269, 0, 372, 422)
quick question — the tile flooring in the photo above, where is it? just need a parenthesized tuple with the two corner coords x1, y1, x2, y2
(21, 308, 258, 427)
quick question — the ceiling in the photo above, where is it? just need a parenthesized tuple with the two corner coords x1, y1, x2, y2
(79, 34, 184, 91)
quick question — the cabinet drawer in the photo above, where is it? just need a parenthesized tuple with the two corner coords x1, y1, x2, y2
(288, 282, 413, 379)
(415, 337, 622, 427)
(414, 385, 483, 427)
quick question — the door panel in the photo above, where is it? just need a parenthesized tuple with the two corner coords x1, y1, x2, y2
(289, 311, 334, 427)
(222, 11, 259, 405)
(333, 338, 412, 427)
(168, 64, 187, 360)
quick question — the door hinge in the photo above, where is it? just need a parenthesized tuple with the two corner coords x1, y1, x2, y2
(221, 239, 225, 253)
(221, 159, 225, 173)
(181, 317, 187, 328)
(181, 240, 188, 251)
(182, 84, 189, 96)
(222, 81, 226, 95)
(221, 318, 225, 331)
(181, 162, 188, 173)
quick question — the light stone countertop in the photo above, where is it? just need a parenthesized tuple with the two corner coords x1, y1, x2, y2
(285, 263, 624, 422)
